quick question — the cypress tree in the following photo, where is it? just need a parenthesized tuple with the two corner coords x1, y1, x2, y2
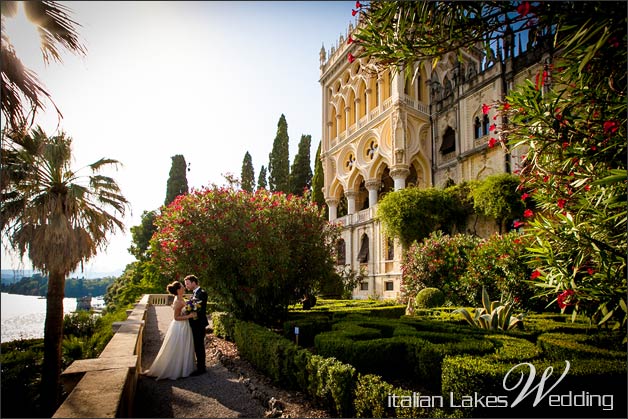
(257, 165, 268, 190)
(289, 134, 313, 196)
(268, 114, 290, 193)
(311, 140, 326, 210)
(241, 151, 255, 193)
(164, 154, 189, 205)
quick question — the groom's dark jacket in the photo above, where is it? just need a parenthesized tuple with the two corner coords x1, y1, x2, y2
(190, 287, 209, 328)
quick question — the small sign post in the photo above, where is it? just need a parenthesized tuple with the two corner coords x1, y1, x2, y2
(294, 326, 300, 346)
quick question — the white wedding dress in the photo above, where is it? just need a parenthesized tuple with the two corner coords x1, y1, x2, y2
(144, 304, 195, 380)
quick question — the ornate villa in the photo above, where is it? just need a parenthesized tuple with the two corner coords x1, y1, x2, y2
(319, 21, 552, 299)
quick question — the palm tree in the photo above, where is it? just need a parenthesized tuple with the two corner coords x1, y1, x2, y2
(0, 126, 128, 415)
(1, 1, 86, 129)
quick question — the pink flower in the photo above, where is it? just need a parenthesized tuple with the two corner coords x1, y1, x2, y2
(488, 138, 498, 148)
(347, 35, 354, 45)
(502, 103, 511, 111)
(517, 1, 531, 16)
(557, 198, 566, 209)
(482, 104, 490, 115)
(347, 53, 355, 63)
(514, 220, 525, 228)
(587, 268, 595, 275)
(531, 270, 541, 279)
(355, 0, 362, 8)
(523, 209, 534, 218)
(521, 192, 530, 201)
(557, 289, 575, 309)
(352, 9, 358, 16)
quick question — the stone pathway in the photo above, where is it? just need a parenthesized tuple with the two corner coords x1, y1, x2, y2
(134, 305, 265, 418)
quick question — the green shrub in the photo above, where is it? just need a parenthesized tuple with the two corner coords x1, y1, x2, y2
(354, 374, 395, 418)
(415, 288, 445, 308)
(306, 354, 357, 417)
(486, 334, 542, 361)
(1, 339, 44, 418)
(537, 333, 626, 360)
(211, 312, 235, 341)
(63, 311, 97, 337)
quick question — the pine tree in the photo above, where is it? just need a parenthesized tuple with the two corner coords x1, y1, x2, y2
(268, 114, 290, 193)
(241, 151, 255, 193)
(289, 134, 313, 196)
(311, 140, 326, 211)
(257, 165, 267, 190)
(165, 154, 189, 205)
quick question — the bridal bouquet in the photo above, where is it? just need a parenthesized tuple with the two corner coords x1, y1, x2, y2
(182, 298, 201, 315)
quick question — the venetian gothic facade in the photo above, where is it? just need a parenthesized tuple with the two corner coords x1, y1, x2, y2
(319, 21, 552, 299)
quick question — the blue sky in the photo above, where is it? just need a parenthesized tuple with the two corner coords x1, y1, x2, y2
(1, 1, 358, 275)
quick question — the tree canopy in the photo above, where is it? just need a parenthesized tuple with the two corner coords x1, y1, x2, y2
(268, 114, 290, 193)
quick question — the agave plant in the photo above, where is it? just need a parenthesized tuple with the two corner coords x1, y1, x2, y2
(454, 287, 524, 331)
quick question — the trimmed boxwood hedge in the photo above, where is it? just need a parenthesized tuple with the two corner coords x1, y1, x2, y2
(442, 356, 627, 418)
(233, 319, 357, 417)
(537, 333, 626, 360)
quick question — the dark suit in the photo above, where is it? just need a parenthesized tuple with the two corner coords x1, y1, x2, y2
(189, 286, 208, 372)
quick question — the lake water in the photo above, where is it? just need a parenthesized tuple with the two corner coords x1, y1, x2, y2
(1, 293, 105, 343)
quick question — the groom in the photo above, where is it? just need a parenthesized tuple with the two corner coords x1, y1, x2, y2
(184, 274, 208, 375)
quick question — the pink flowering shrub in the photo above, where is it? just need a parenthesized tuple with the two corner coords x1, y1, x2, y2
(150, 187, 340, 326)
(401, 232, 480, 306)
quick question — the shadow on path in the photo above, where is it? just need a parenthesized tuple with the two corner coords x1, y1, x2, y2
(134, 305, 265, 418)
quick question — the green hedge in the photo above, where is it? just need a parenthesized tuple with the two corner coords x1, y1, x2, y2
(233, 320, 357, 417)
(442, 356, 627, 417)
(537, 333, 626, 360)
(211, 312, 235, 341)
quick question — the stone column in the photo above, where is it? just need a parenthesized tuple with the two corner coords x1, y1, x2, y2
(344, 106, 351, 132)
(336, 114, 341, 137)
(345, 191, 358, 215)
(365, 88, 372, 116)
(326, 198, 338, 221)
(390, 167, 410, 190)
(365, 180, 381, 207)
(327, 121, 333, 143)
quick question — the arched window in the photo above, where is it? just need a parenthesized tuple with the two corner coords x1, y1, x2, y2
(358, 234, 369, 263)
(474, 117, 482, 139)
(336, 239, 346, 265)
(440, 127, 456, 154)
(482, 114, 490, 136)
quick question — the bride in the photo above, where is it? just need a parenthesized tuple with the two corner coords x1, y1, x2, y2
(144, 281, 196, 380)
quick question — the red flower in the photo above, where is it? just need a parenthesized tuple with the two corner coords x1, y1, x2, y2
(587, 268, 595, 275)
(531, 270, 541, 279)
(352, 9, 358, 16)
(489, 124, 496, 132)
(517, 1, 531, 16)
(347, 53, 355, 63)
(557, 289, 575, 309)
(502, 103, 511, 111)
(488, 138, 498, 148)
(557, 198, 566, 209)
(584, 185, 591, 191)
(355, 0, 362, 8)
(514, 220, 525, 228)
(603, 120, 619, 135)
(608, 36, 619, 48)
(523, 209, 534, 218)
(482, 104, 490, 115)
(521, 192, 530, 201)
(562, 141, 569, 149)
(347, 35, 354, 45)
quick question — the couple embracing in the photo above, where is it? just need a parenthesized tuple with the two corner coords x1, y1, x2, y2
(144, 275, 209, 380)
